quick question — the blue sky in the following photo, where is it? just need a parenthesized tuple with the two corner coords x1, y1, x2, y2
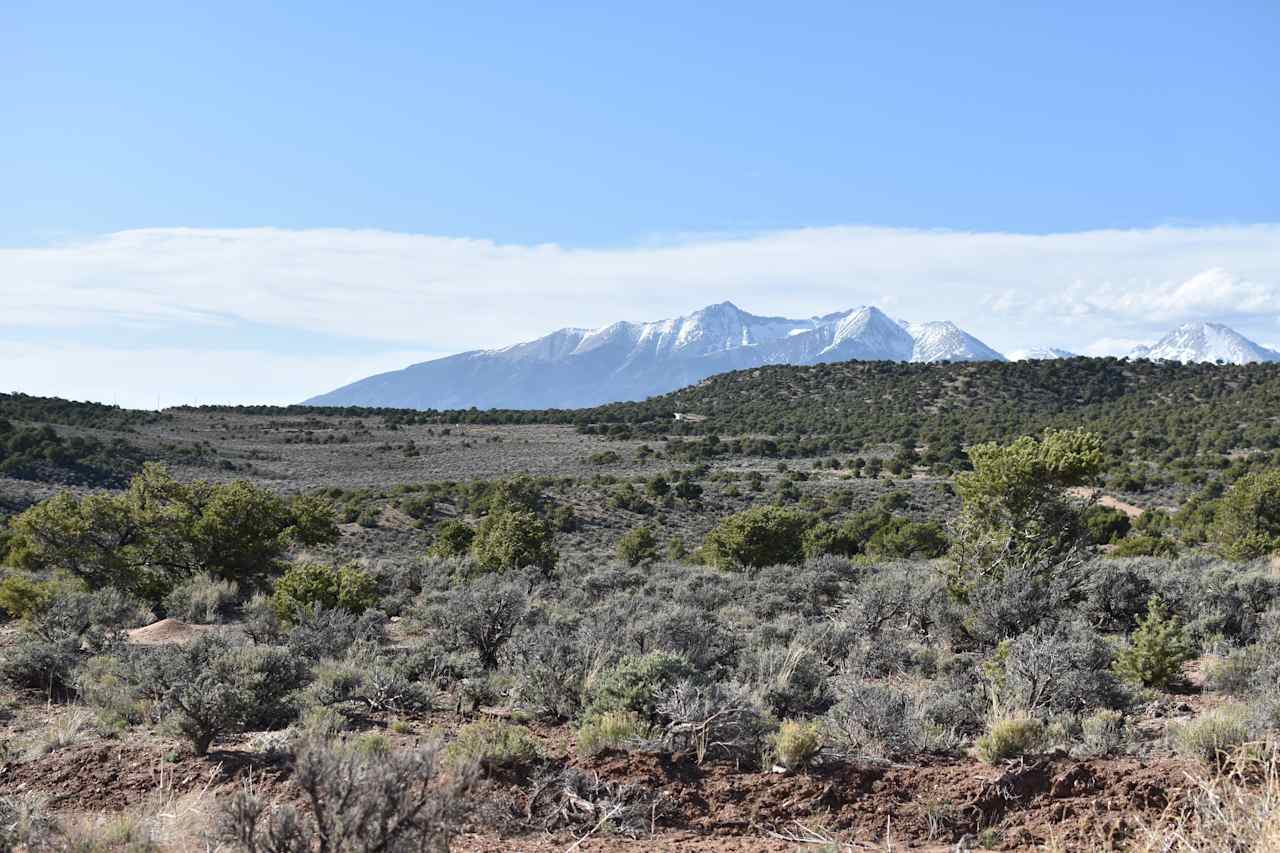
(3, 1, 1279, 405)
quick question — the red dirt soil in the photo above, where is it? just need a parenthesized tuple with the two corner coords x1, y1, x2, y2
(0, 736, 1197, 851)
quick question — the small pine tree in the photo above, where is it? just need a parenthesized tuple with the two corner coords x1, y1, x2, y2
(1114, 596, 1192, 690)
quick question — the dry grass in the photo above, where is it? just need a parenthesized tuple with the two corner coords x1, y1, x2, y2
(57, 759, 222, 851)
(1129, 740, 1280, 852)
(23, 705, 95, 760)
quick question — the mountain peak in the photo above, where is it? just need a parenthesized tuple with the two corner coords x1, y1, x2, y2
(907, 320, 1007, 363)
(689, 300, 750, 321)
(1130, 320, 1280, 364)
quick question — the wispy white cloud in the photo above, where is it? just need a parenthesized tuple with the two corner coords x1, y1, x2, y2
(1055, 268, 1280, 326)
(3, 223, 1279, 404)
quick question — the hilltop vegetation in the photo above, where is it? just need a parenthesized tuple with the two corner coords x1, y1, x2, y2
(585, 357, 1280, 467)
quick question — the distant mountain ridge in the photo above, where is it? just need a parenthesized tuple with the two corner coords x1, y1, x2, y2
(306, 302, 1006, 409)
(1129, 321, 1280, 364)
(307, 307, 1280, 410)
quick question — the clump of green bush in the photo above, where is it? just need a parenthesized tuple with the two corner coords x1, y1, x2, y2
(1109, 534, 1178, 558)
(616, 526, 658, 567)
(975, 717, 1044, 764)
(427, 520, 474, 558)
(577, 710, 649, 756)
(445, 720, 540, 773)
(701, 506, 809, 569)
(470, 510, 557, 574)
(1210, 470, 1280, 560)
(0, 572, 86, 620)
(771, 719, 822, 770)
(272, 562, 377, 624)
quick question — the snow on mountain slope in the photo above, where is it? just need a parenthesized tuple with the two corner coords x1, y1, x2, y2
(906, 321, 1007, 363)
(1007, 347, 1077, 361)
(828, 307, 917, 361)
(1129, 322, 1280, 364)
(305, 302, 1005, 409)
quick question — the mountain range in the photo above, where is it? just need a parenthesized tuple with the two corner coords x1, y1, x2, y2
(306, 302, 1007, 409)
(305, 304, 1280, 410)
(1129, 321, 1280, 365)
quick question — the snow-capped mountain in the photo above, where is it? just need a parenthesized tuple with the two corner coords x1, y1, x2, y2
(305, 302, 1005, 409)
(1128, 322, 1280, 365)
(1006, 347, 1077, 361)
(906, 321, 1006, 363)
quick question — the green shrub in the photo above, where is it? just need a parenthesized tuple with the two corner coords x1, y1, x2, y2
(445, 720, 540, 773)
(1109, 534, 1179, 558)
(616, 526, 658, 567)
(6, 465, 337, 596)
(771, 719, 822, 770)
(427, 520, 474, 558)
(702, 506, 810, 570)
(470, 510, 557, 574)
(352, 732, 391, 755)
(1172, 705, 1252, 769)
(864, 517, 949, 559)
(585, 652, 694, 719)
(1082, 505, 1132, 545)
(0, 572, 85, 621)
(945, 429, 1102, 601)
(1210, 470, 1280, 560)
(975, 716, 1044, 764)
(486, 476, 544, 514)
(577, 710, 648, 756)
(1114, 597, 1192, 690)
(272, 562, 377, 624)
(398, 495, 435, 522)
